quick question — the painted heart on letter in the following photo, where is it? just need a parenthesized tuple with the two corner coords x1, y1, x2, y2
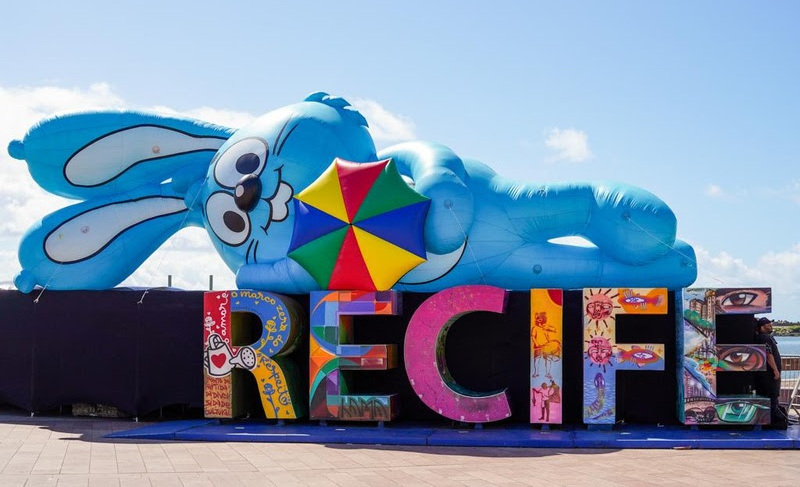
(211, 354, 227, 369)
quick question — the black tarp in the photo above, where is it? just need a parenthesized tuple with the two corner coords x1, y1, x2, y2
(0, 291, 34, 410)
(0, 289, 203, 416)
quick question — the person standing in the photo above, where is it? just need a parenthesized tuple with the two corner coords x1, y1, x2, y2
(531, 382, 553, 421)
(754, 317, 784, 426)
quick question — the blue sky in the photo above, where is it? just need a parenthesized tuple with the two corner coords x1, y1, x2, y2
(1, 1, 799, 318)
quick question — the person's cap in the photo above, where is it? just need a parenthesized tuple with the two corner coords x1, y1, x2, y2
(755, 317, 772, 328)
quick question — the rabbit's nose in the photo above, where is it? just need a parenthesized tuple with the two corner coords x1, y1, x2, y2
(234, 174, 262, 212)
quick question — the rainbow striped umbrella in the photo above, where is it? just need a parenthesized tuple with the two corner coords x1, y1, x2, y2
(288, 158, 430, 291)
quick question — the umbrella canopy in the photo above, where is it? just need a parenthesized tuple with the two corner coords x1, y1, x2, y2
(288, 158, 430, 291)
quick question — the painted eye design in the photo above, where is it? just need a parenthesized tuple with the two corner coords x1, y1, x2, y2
(206, 192, 251, 246)
(213, 138, 269, 188)
(717, 345, 765, 371)
(721, 292, 757, 307)
(714, 401, 766, 423)
(715, 288, 770, 313)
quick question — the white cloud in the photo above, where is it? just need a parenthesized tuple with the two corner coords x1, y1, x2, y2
(693, 247, 762, 287)
(0, 83, 124, 137)
(0, 181, 70, 235)
(692, 243, 800, 320)
(118, 228, 235, 291)
(705, 184, 724, 198)
(544, 127, 593, 163)
(0, 248, 18, 290)
(350, 98, 416, 147)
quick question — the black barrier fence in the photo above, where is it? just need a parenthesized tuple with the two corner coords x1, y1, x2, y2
(0, 290, 204, 416)
(0, 289, 759, 424)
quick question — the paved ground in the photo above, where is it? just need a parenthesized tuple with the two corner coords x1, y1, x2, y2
(1, 412, 800, 486)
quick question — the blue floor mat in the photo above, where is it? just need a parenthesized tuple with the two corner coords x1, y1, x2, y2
(106, 421, 800, 449)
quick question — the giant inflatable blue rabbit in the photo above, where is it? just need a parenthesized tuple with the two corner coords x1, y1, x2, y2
(8, 92, 696, 293)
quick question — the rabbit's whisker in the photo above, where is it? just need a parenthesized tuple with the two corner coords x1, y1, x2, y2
(245, 239, 255, 265)
(272, 119, 291, 155)
(276, 123, 300, 157)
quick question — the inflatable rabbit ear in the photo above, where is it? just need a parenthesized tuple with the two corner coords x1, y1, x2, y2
(8, 109, 235, 293)
(14, 183, 202, 293)
(7, 110, 235, 200)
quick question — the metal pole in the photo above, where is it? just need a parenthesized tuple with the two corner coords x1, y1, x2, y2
(209, 275, 213, 291)
(167, 275, 172, 287)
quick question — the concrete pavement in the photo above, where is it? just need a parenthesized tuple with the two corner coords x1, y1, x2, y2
(1, 411, 799, 486)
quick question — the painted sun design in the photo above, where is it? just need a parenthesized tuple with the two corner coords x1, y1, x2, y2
(585, 330, 615, 373)
(584, 288, 622, 331)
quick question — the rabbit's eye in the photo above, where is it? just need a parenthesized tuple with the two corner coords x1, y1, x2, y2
(213, 138, 269, 188)
(206, 192, 250, 246)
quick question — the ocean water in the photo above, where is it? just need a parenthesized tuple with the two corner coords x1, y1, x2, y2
(776, 336, 800, 356)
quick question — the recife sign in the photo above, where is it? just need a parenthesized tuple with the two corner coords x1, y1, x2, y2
(202, 286, 773, 426)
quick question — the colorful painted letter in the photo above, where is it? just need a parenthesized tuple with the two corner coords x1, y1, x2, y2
(405, 285, 512, 423)
(203, 290, 305, 419)
(309, 290, 400, 421)
(678, 288, 770, 425)
(583, 288, 667, 424)
(530, 289, 564, 424)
